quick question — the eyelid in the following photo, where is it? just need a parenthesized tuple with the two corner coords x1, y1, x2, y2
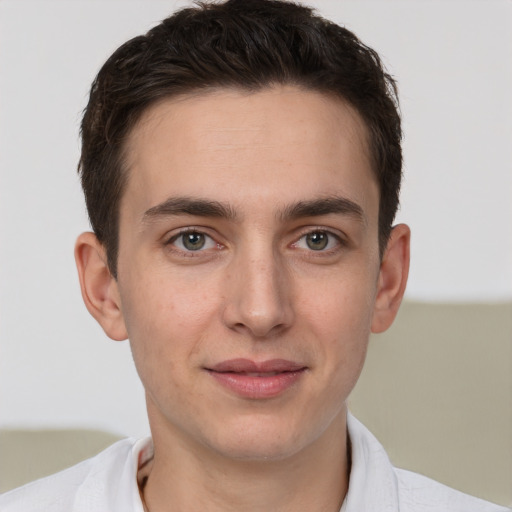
(165, 226, 212, 241)
(165, 227, 222, 253)
(291, 227, 346, 252)
(162, 225, 347, 256)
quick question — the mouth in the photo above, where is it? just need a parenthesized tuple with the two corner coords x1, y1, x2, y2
(205, 358, 307, 399)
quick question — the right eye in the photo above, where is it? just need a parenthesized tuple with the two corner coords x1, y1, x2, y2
(168, 230, 217, 252)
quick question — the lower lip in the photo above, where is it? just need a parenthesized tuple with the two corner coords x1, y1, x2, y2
(208, 370, 305, 399)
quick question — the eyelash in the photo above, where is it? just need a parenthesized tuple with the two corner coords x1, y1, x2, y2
(165, 227, 345, 256)
(165, 228, 221, 256)
(292, 229, 344, 254)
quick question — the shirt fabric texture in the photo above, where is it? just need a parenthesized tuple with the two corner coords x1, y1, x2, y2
(0, 414, 509, 512)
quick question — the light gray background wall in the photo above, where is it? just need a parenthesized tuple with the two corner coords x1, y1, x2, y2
(1, 0, 511, 438)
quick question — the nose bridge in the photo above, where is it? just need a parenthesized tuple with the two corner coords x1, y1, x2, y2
(223, 237, 292, 337)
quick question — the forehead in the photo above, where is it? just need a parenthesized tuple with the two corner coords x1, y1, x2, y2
(121, 86, 376, 219)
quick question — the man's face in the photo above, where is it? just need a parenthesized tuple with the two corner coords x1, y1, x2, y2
(113, 86, 385, 460)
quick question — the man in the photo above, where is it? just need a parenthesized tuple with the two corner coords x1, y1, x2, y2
(0, 1, 508, 511)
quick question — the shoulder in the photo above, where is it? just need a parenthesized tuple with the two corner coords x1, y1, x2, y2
(395, 468, 510, 512)
(0, 438, 143, 512)
(345, 414, 510, 512)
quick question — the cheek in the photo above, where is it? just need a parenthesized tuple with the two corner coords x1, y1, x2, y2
(121, 262, 219, 331)
(118, 271, 221, 379)
(300, 268, 377, 339)
(296, 266, 377, 383)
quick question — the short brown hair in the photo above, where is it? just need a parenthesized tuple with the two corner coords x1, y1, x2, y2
(79, 0, 402, 277)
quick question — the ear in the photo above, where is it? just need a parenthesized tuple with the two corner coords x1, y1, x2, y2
(371, 223, 410, 333)
(74, 232, 128, 341)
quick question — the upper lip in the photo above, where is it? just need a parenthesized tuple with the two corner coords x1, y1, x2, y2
(208, 358, 306, 373)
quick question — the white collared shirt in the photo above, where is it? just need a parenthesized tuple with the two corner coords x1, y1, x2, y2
(0, 414, 509, 511)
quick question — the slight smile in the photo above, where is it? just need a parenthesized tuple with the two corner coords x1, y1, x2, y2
(206, 359, 308, 399)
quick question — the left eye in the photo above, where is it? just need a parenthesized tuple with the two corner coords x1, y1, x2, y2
(171, 231, 217, 251)
(295, 231, 339, 251)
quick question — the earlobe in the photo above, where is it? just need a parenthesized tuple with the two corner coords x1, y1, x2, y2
(371, 224, 410, 334)
(74, 232, 128, 341)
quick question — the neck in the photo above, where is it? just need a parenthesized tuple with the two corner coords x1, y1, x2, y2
(141, 407, 350, 512)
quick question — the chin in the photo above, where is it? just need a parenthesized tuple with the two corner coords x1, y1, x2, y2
(203, 415, 323, 462)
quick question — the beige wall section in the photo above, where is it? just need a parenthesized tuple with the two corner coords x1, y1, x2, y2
(0, 429, 122, 493)
(349, 301, 512, 507)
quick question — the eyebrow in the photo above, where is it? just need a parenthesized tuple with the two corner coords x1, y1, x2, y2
(143, 197, 237, 222)
(142, 195, 365, 225)
(279, 196, 365, 223)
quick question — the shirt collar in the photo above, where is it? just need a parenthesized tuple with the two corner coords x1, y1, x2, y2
(341, 413, 399, 512)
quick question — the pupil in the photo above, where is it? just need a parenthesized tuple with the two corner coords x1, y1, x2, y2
(183, 232, 205, 250)
(307, 231, 328, 250)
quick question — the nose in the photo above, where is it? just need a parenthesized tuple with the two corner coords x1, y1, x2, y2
(222, 245, 294, 339)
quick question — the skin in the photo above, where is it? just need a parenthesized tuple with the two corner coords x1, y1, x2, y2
(75, 86, 410, 512)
